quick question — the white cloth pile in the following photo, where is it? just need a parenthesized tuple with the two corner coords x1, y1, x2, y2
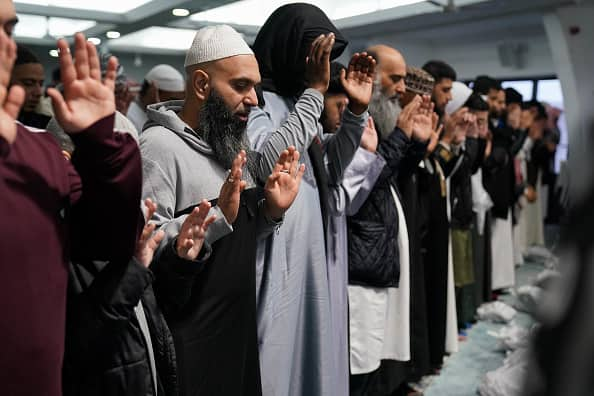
(477, 301, 517, 323)
(524, 246, 559, 269)
(487, 323, 531, 351)
(478, 348, 530, 396)
(513, 285, 543, 314)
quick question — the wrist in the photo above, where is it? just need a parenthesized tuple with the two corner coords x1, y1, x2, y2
(348, 102, 367, 116)
(263, 200, 284, 222)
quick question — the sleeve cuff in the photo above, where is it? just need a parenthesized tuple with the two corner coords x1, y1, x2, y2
(69, 113, 116, 146)
(303, 88, 324, 103)
(163, 237, 212, 276)
(204, 206, 234, 245)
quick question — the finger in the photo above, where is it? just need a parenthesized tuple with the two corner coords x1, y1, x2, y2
(290, 151, 301, 177)
(86, 41, 101, 81)
(202, 215, 217, 231)
(149, 230, 165, 250)
(195, 200, 212, 225)
(320, 33, 334, 65)
(368, 116, 376, 132)
(46, 87, 71, 125)
(367, 56, 376, 79)
(339, 68, 347, 86)
(436, 124, 444, 136)
(3, 85, 25, 120)
(239, 180, 247, 193)
(56, 39, 75, 86)
(103, 56, 118, 93)
(140, 223, 156, 243)
(295, 163, 306, 184)
(73, 33, 90, 80)
(309, 35, 324, 64)
(145, 200, 158, 221)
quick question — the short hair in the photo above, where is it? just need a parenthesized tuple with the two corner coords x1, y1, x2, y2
(15, 45, 41, 66)
(327, 62, 346, 95)
(422, 60, 456, 83)
(473, 75, 501, 95)
(524, 100, 547, 120)
(464, 93, 489, 112)
(505, 87, 523, 105)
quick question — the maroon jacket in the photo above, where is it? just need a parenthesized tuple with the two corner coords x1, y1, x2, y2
(0, 114, 142, 396)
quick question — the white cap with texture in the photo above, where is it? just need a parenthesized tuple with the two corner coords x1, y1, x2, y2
(145, 64, 185, 92)
(446, 81, 473, 115)
(184, 24, 254, 68)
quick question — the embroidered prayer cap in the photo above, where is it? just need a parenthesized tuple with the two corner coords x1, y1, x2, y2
(405, 66, 435, 96)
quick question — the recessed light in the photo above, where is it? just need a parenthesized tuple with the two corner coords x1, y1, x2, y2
(87, 37, 101, 45)
(172, 8, 190, 17)
(49, 49, 59, 57)
(106, 31, 120, 39)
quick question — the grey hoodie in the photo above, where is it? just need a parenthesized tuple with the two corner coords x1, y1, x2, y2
(140, 100, 267, 257)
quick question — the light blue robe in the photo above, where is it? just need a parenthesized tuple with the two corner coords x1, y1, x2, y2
(248, 89, 385, 396)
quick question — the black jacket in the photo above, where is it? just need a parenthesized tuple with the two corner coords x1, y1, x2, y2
(483, 126, 517, 219)
(153, 188, 265, 396)
(348, 128, 426, 287)
(63, 258, 178, 396)
(434, 138, 483, 229)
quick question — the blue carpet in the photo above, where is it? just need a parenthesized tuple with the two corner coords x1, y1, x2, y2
(423, 262, 543, 396)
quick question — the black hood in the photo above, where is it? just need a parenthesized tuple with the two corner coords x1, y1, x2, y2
(253, 3, 348, 98)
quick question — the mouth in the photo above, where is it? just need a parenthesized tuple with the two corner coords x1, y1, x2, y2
(236, 113, 249, 123)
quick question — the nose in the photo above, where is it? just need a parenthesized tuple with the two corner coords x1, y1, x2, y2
(245, 87, 258, 107)
(396, 80, 406, 95)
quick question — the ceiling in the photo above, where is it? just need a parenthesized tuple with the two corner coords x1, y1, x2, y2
(13, 0, 580, 56)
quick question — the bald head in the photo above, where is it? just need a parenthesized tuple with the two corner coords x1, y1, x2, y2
(365, 44, 406, 99)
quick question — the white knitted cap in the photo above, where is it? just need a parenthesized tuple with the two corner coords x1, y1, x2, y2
(145, 64, 185, 92)
(446, 81, 473, 115)
(184, 25, 254, 68)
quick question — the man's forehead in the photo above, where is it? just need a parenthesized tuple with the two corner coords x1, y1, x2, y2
(215, 54, 260, 80)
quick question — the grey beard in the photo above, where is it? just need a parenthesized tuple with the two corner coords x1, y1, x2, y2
(368, 81, 402, 140)
(199, 91, 258, 178)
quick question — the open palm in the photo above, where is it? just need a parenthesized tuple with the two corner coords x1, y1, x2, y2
(341, 52, 376, 115)
(47, 33, 116, 133)
(264, 147, 305, 220)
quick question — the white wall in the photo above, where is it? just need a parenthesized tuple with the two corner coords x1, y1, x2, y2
(345, 34, 555, 81)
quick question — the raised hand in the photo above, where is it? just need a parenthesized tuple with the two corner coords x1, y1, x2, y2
(176, 200, 217, 261)
(397, 95, 421, 139)
(135, 198, 165, 268)
(46, 33, 117, 133)
(0, 28, 24, 144)
(360, 116, 378, 153)
(411, 95, 434, 142)
(341, 52, 376, 115)
(304, 33, 335, 94)
(264, 146, 306, 220)
(218, 151, 247, 224)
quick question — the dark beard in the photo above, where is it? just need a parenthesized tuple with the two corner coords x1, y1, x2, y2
(199, 90, 258, 177)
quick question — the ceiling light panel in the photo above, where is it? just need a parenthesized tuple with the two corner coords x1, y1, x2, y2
(190, 0, 426, 26)
(107, 26, 196, 51)
(15, 0, 153, 14)
(14, 13, 96, 38)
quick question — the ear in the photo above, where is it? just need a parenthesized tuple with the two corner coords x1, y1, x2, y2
(192, 69, 210, 101)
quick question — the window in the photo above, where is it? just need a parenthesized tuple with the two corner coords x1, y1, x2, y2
(501, 80, 534, 101)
